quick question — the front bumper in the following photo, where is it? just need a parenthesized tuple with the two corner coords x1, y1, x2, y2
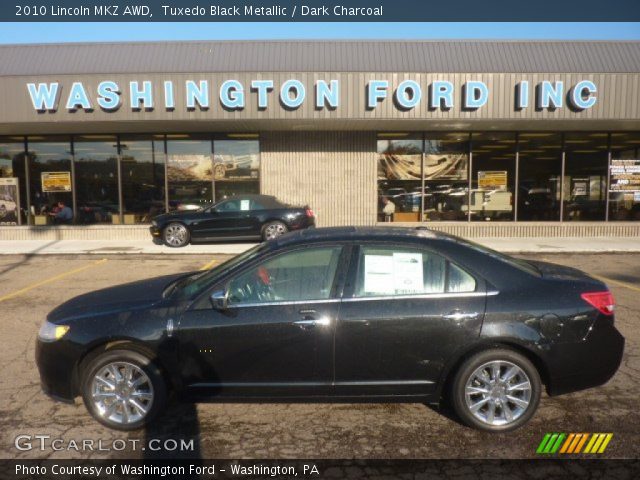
(149, 225, 161, 237)
(546, 316, 625, 396)
(35, 338, 79, 402)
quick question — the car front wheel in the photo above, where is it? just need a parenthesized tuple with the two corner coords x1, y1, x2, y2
(81, 349, 167, 431)
(262, 221, 288, 241)
(451, 349, 541, 432)
(163, 222, 190, 248)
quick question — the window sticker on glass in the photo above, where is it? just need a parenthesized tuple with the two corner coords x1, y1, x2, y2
(392, 252, 424, 294)
(240, 199, 251, 211)
(363, 255, 395, 294)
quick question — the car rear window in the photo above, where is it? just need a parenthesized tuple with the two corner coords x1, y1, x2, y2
(453, 238, 541, 277)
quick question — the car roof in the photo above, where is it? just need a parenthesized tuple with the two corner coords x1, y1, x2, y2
(274, 226, 452, 248)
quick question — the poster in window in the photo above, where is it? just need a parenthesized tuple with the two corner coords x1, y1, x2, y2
(478, 171, 507, 191)
(167, 154, 212, 182)
(392, 252, 424, 295)
(41, 171, 72, 192)
(0, 177, 20, 225)
(363, 255, 394, 295)
(610, 159, 640, 192)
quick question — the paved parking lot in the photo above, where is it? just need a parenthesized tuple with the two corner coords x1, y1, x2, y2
(0, 253, 638, 459)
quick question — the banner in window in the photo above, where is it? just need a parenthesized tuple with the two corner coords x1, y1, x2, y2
(0, 177, 20, 225)
(478, 171, 507, 191)
(610, 159, 640, 192)
(41, 171, 72, 192)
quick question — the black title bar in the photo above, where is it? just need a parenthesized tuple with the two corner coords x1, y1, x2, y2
(4, 0, 640, 22)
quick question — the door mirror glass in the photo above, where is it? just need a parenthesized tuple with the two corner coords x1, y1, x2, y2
(209, 289, 229, 310)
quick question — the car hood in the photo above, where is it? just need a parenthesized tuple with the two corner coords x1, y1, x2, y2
(47, 272, 190, 323)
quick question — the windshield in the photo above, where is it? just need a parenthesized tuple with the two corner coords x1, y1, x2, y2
(168, 244, 267, 299)
(453, 237, 541, 277)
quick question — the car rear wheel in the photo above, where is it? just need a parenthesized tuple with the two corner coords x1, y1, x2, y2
(262, 221, 288, 241)
(451, 349, 541, 432)
(163, 222, 190, 248)
(81, 350, 167, 431)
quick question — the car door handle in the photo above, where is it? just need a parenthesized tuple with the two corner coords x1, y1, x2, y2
(442, 311, 480, 321)
(294, 317, 331, 328)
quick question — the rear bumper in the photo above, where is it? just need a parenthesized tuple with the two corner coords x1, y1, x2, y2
(546, 317, 625, 396)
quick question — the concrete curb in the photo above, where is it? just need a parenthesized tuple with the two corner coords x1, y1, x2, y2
(0, 238, 639, 255)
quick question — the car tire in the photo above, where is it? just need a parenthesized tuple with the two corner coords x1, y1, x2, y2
(81, 349, 167, 431)
(163, 222, 190, 248)
(261, 221, 288, 241)
(451, 348, 541, 432)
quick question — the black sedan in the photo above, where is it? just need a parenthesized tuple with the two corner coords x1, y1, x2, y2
(150, 194, 315, 247)
(36, 227, 624, 432)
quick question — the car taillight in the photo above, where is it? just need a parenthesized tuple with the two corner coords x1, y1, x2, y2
(581, 291, 615, 316)
(305, 208, 315, 217)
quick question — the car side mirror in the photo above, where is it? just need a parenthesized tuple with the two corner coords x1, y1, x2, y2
(209, 289, 229, 310)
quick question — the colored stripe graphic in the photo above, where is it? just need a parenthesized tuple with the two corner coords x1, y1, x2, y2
(537, 433, 613, 454)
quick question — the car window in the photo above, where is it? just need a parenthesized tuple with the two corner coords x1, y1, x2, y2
(354, 246, 476, 297)
(227, 246, 343, 305)
(215, 198, 252, 212)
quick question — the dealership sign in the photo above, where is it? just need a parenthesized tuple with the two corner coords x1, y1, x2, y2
(26, 78, 598, 113)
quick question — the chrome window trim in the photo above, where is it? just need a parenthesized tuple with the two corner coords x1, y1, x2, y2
(228, 298, 342, 309)
(226, 290, 498, 308)
(342, 290, 499, 303)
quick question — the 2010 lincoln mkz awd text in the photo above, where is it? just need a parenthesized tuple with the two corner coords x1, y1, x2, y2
(36, 227, 624, 432)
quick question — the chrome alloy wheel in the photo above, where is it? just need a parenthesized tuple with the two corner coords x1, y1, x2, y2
(164, 224, 188, 247)
(264, 223, 287, 240)
(90, 362, 154, 425)
(464, 360, 532, 427)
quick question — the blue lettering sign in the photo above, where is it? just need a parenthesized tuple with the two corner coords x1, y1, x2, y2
(97, 81, 121, 110)
(316, 80, 339, 109)
(280, 80, 305, 109)
(367, 80, 388, 109)
(537, 81, 563, 109)
(570, 80, 597, 110)
(164, 81, 175, 110)
(516, 81, 529, 109)
(220, 80, 245, 109)
(251, 80, 273, 109)
(66, 82, 92, 111)
(463, 81, 488, 109)
(129, 81, 154, 110)
(430, 81, 454, 109)
(395, 80, 422, 109)
(186, 80, 209, 110)
(27, 83, 59, 111)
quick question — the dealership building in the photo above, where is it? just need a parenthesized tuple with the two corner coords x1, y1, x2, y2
(1, 40, 639, 240)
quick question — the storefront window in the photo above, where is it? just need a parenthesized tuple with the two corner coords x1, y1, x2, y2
(470, 133, 516, 221)
(213, 135, 260, 201)
(0, 138, 26, 225)
(563, 133, 608, 221)
(166, 135, 213, 211)
(27, 137, 73, 222)
(423, 133, 469, 221)
(119, 136, 166, 224)
(74, 136, 119, 224)
(517, 133, 562, 221)
(609, 132, 640, 221)
(377, 134, 423, 222)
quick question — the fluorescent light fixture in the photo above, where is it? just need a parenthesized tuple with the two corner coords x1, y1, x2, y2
(378, 133, 410, 138)
(519, 133, 554, 137)
(226, 133, 259, 139)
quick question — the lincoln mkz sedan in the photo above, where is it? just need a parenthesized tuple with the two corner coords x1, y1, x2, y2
(150, 194, 315, 247)
(36, 227, 624, 432)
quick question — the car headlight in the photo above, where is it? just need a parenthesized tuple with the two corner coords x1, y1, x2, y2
(152, 220, 158, 227)
(38, 321, 70, 342)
